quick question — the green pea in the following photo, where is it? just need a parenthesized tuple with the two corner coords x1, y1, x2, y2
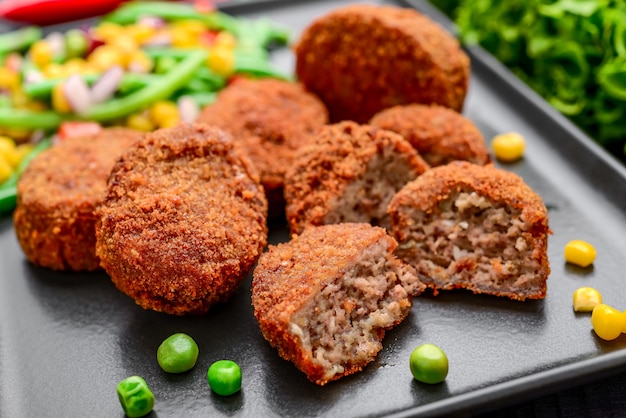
(116, 376, 155, 418)
(157, 333, 199, 373)
(409, 343, 449, 384)
(207, 360, 242, 396)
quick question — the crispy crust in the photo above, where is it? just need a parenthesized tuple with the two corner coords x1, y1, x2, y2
(252, 223, 420, 385)
(284, 121, 429, 235)
(196, 78, 328, 216)
(370, 104, 491, 166)
(13, 128, 143, 271)
(295, 4, 470, 123)
(388, 161, 550, 300)
(95, 123, 268, 315)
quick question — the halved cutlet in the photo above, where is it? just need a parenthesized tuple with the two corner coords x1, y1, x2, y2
(252, 223, 424, 386)
(389, 161, 550, 301)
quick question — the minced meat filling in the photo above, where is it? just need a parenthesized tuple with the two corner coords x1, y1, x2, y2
(323, 153, 419, 229)
(396, 191, 542, 293)
(290, 241, 413, 380)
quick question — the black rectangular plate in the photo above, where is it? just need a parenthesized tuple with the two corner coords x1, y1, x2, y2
(3, 1, 626, 417)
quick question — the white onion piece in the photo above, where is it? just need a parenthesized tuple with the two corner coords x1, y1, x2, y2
(45, 32, 66, 57)
(90, 66, 124, 103)
(138, 16, 166, 29)
(64, 75, 92, 115)
(178, 96, 199, 123)
(24, 71, 45, 84)
(143, 32, 172, 47)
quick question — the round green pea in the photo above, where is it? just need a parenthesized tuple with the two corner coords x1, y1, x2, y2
(157, 333, 199, 373)
(207, 360, 242, 396)
(117, 376, 155, 418)
(409, 343, 449, 384)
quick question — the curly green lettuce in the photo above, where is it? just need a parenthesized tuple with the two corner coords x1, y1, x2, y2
(431, 0, 626, 163)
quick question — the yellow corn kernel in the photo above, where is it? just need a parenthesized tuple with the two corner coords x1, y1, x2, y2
(42, 62, 66, 79)
(170, 26, 199, 48)
(0, 136, 19, 167)
(174, 20, 206, 36)
(94, 22, 125, 43)
(564, 240, 596, 268)
(26, 100, 48, 112)
(109, 34, 139, 65)
(88, 45, 125, 72)
(29, 40, 54, 68)
(126, 24, 156, 45)
(2, 127, 31, 141)
(214, 32, 236, 49)
(52, 82, 71, 113)
(149, 101, 179, 127)
(126, 113, 155, 132)
(591, 304, 624, 341)
(127, 51, 154, 73)
(208, 46, 234, 77)
(0, 155, 13, 183)
(573, 287, 602, 312)
(10, 89, 30, 109)
(0, 67, 20, 91)
(63, 58, 89, 75)
(491, 132, 525, 162)
(159, 115, 180, 128)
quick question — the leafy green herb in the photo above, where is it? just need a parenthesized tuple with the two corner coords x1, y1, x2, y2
(434, 0, 626, 163)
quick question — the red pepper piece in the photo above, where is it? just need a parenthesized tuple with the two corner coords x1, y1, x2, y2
(57, 121, 102, 141)
(0, 0, 126, 26)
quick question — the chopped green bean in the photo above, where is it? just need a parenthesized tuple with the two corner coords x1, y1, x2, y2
(234, 57, 291, 80)
(0, 186, 17, 214)
(0, 108, 64, 130)
(0, 27, 42, 55)
(84, 49, 207, 122)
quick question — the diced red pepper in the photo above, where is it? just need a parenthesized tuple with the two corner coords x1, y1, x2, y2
(0, 0, 125, 26)
(57, 121, 102, 141)
(193, 0, 216, 13)
(199, 30, 220, 47)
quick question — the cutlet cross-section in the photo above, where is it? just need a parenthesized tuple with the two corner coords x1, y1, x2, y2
(284, 121, 429, 234)
(389, 161, 551, 301)
(252, 223, 424, 386)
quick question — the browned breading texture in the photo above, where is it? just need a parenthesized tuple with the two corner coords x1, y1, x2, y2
(295, 4, 470, 123)
(389, 161, 549, 233)
(13, 128, 143, 271)
(284, 121, 429, 235)
(370, 104, 491, 166)
(196, 78, 328, 213)
(252, 223, 419, 386)
(95, 123, 268, 315)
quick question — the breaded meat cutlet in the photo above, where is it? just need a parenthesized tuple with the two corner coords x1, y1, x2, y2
(294, 4, 470, 123)
(284, 121, 429, 235)
(196, 78, 329, 218)
(252, 223, 423, 386)
(95, 123, 268, 315)
(388, 161, 550, 301)
(13, 128, 142, 271)
(370, 104, 491, 167)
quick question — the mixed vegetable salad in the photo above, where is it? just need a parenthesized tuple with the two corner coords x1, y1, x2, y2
(0, 0, 290, 213)
(430, 0, 626, 165)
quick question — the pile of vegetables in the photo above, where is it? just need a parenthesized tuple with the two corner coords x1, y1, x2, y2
(0, 1, 289, 213)
(430, 0, 626, 164)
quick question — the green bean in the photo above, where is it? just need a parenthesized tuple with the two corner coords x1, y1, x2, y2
(0, 108, 64, 130)
(0, 186, 17, 214)
(103, 1, 239, 33)
(24, 73, 161, 99)
(83, 49, 207, 122)
(0, 27, 42, 55)
(234, 57, 291, 81)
